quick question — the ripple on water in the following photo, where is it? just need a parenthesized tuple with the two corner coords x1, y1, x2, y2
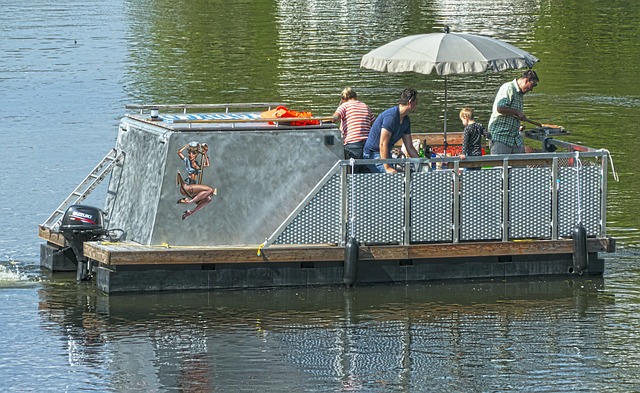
(0, 262, 43, 288)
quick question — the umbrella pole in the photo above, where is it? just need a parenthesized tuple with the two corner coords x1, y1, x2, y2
(443, 77, 448, 155)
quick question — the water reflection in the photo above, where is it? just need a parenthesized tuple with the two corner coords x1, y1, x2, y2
(38, 278, 614, 391)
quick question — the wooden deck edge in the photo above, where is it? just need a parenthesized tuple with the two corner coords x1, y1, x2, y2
(38, 226, 67, 247)
(83, 238, 614, 266)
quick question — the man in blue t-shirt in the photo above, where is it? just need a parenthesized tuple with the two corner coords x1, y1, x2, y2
(363, 88, 420, 173)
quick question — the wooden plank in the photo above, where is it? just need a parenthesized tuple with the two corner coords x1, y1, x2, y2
(38, 226, 67, 247)
(85, 243, 343, 266)
(84, 238, 613, 266)
(406, 240, 572, 258)
(369, 239, 612, 259)
(259, 245, 343, 263)
(83, 244, 112, 264)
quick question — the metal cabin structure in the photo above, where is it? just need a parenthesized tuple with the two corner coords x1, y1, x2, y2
(39, 104, 615, 293)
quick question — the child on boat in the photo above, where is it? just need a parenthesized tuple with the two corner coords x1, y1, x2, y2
(459, 107, 488, 161)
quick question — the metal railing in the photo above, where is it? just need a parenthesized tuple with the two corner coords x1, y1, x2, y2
(266, 150, 609, 247)
(123, 103, 337, 129)
(125, 102, 285, 114)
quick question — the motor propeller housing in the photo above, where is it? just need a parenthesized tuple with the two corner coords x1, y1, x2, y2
(60, 204, 105, 239)
(60, 205, 106, 277)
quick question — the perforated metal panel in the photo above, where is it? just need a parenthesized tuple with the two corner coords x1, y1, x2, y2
(460, 169, 502, 241)
(271, 157, 604, 246)
(558, 166, 601, 237)
(273, 173, 342, 244)
(509, 167, 552, 239)
(410, 171, 453, 242)
(348, 173, 404, 244)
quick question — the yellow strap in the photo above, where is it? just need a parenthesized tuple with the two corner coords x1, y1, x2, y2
(257, 242, 265, 256)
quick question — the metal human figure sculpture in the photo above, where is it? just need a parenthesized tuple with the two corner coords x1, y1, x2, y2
(176, 142, 216, 220)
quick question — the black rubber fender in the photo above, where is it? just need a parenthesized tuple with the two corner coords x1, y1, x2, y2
(572, 223, 588, 274)
(344, 237, 359, 286)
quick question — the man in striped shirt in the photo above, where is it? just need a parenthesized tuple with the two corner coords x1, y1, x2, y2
(488, 70, 540, 154)
(333, 87, 376, 160)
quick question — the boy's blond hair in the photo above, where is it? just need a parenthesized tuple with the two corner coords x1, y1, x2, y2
(459, 107, 475, 120)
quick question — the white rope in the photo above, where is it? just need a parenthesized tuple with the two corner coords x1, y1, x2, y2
(601, 149, 619, 182)
(349, 158, 356, 239)
(574, 152, 582, 225)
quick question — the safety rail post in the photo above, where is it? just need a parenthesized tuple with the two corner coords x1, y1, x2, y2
(600, 153, 608, 237)
(340, 162, 349, 247)
(403, 162, 412, 246)
(452, 160, 460, 243)
(551, 157, 559, 240)
(502, 158, 510, 242)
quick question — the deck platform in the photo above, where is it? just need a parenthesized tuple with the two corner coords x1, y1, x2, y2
(39, 226, 614, 267)
(80, 238, 614, 266)
(81, 238, 611, 293)
(39, 226, 613, 293)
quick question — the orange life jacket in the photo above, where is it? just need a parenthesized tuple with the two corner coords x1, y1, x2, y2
(260, 106, 320, 126)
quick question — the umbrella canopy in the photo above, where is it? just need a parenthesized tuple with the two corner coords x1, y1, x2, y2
(361, 31, 539, 145)
(361, 32, 539, 75)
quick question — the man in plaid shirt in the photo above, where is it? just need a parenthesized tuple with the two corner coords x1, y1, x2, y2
(488, 70, 539, 154)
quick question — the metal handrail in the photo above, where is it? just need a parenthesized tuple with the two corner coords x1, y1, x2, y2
(346, 150, 608, 168)
(125, 103, 286, 114)
(265, 149, 609, 248)
(169, 116, 335, 124)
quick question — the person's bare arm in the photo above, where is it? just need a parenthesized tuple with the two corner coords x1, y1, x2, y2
(379, 128, 396, 173)
(496, 106, 523, 120)
(401, 134, 420, 158)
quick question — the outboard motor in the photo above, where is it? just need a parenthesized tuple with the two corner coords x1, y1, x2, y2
(60, 204, 105, 281)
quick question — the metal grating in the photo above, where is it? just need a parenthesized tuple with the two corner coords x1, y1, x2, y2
(558, 166, 601, 237)
(271, 155, 605, 246)
(509, 167, 552, 239)
(274, 173, 342, 244)
(460, 169, 503, 241)
(410, 171, 453, 242)
(348, 173, 404, 244)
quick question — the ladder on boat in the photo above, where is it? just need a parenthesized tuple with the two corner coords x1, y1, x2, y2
(41, 148, 125, 230)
